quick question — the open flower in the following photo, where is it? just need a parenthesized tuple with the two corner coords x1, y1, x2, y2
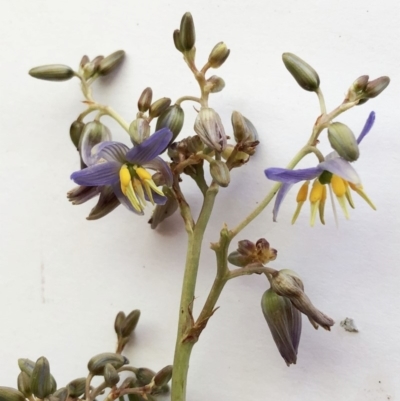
(71, 128, 173, 215)
(265, 112, 376, 225)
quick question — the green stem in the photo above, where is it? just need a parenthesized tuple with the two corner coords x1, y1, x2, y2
(175, 95, 202, 105)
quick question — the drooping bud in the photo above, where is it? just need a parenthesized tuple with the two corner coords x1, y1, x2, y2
(49, 388, 69, 401)
(29, 64, 75, 82)
(210, 160, 230, 187)
(98, 50, 125, 76)
(179, 12, 196, 51)
(136, 368, 156, 386)
(0, 387, 26, 401)
(138, 87, 153, 112)
(87, 353, 128, 375)
(231, 111, 246, 143)
(173, 30, 185, 52)
(121, 309, 141, 338)
(205, 75, 225, 93)
(261, 288, 302, 366)
(66, 378, 86, 398)
(228, 239, 277, 267)
(364, 76, 390, 98)
(149, 98, 172, 119)
(114, 311, 126, 337)
(282, 53, 320, 92)
(208, 42, 230, 68)
(156, 104, 185, 141)
(194, 108, 227, 152)
(67, 185, 100, 205)
(70, 120, 85, 149)
(17, 372, 31, 398)
(153, 366, 173, 387)
(327, 122, 359, 162)
(87, 186, 120, 220)
(149, 187, 179, 229)
(104, 363, 120, 387)
(30, 357, 53, 399)
(129, 118, 150, 145)
(270, 269, 334, 330)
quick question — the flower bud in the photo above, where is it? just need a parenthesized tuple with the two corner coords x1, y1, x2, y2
(282, 53, 320, 92)
(149, 187, 179, 229)
(82, 56, 104, 80)
(228, 239, 277, 267)
(87, 186, 120, 220)
(104, 363, 120, 387)
(30, 357, 53, 399)
(121, 309, 141, 338)
(352, 75, 369, 93)
(205, 75, 225, 93)
(98, 50, 125, 76)
(364, 76, 390, 98)
(17, 372, 31, 398)
(156, 104, 185, 141)
(114, 311, 126, 337)
(173, 30, 184, 52)
(153, 366, 173, 387)
(67, 185, 100, 205)
(210, 160, 230, 187)
(49, 388, 69, 401)
(80, 55, 90, 69)
(136, 368, 156, 386)
(327, 122, 359, 162)
(129, 118, 150, 145)
(231, 111, 259, 144)
(179, 12, 196, 51)
(70, 120, 85, 150)
(222, 144, 250, 165)
(87, 353, 128, 375)
(208, 42, 230, 68)
(67, 378, 86, 398)
(261, 288, 301, 366)
(194, 108, 227, 152)
(29, 64, 75, 81)
(138, 87, 153, 112)
(0, 387, 26, 401)
(149, 98, 172, 119)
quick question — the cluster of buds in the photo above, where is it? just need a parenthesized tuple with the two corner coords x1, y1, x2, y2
(114, 309, 141, 353)
(346, 75, 390, 105)
(228, 238, 277, 267)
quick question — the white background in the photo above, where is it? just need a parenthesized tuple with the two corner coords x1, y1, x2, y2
(1, 1, 399, 400)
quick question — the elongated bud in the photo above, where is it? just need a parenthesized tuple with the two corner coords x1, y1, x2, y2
(18, 358, 56, 390)
(205, 75, 225, 93)
(149, 187, 179, 229)
(104, 363, 120, 387)
(261, 289, 301, 366)
(138, 87, 153, 112)
(87, 186, 120, 220)
(67, 378, 86, 398)
(149, 98, 172, 119)
(97, 50, 125, 76)
(129, 118, 150, 145)
(29, 64, 75, 81)
(114, 311, 126, 337)
(156, 104, 184, 141)
(70, 120, 85, 149)
(210, 161, 230, 187)
(136, 368, 156, 386)
(87, 353, 128, 375)
(282, 53, 320, 92)
(364, 76, 390, 98)
(0, 387, 26, 401)
(31, 357, 53, 399)
(82, 56, 104, 80)
(173, 30, 185, 52)
(121, 309, 141, 337)
(352, 75, 369, 93)
(208, 42, 230, 68)
(49, 388, 69, 401)
(231, 111, 259, 144)
(179, 12, 195, 51)
(328, 122, 359, 162)
(17, 372, 31, 397)
(153, 366, 173, 387)
(67, 185, 100, 205)
(194, 108, 227, 152)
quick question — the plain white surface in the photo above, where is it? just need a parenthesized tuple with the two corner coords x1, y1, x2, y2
(1, 1, 399, 400)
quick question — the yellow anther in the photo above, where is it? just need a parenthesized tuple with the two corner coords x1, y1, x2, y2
(135, 167, 152, 181)
(331, 175, 346, 197)
(119, 165, 131, 187)
(296, 181, 309, 202)
(309, 179, 324, 203)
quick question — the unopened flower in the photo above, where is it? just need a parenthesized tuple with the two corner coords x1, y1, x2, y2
(265, 112, 376, 225)
(71, 128, 173, 214)
(194, 108, 227, 152)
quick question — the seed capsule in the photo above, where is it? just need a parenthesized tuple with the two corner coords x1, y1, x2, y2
(98, 50, 125, 76)
(29, 64, 75, 81)
(87, 353, 129, 375)
(0, 387, 26, 401)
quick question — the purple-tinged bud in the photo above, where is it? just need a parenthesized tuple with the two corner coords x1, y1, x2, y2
(328, 122, 359, 162)
(205, 75, 225, 93)
(364, 76, 390, 98)
(67, 185, 101, 205)
(210, 160, 230, 187)
(282, 53, 320, 92)
(261, 288, 302, 366)
(129, 118, 150, 145)
(153, 366, 173, 387)
(79, 55, 90, 69)
(138, 87, 153, 112)
(149, 98, 172, 119)
(208, 42, 230, 68)
(194, 108, 227, 152)
(228, 238, 277, 267)
(179, 12, 196, 51)
(29, 64, 75, 81)
(98, 50, 125, 76)
(156, 105, 185, 141)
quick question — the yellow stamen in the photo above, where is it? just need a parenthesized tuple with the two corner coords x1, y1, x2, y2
(309, 179, 324, 203)
(126, 181, 142, 212)
(119, 165, 131, 195)
(132, 178, 147, 207)
(291, 201, 305, 225)
(319, 185, 327, 225)
(310, 201, 320, 227)
(296, 181, 309, 202)
(135, 167, 152, 181)
(331, 175, 346, 197)
(344, 181, 355, 208)
(350, 185, 377, 210)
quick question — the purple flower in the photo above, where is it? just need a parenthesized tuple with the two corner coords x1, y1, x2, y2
(71, 128, 173, 215)
(265, 112, 376, 225)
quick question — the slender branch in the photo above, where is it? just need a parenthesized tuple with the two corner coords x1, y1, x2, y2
(316, 88, 327, 114)
(85, 372, 94, 401)
(175, 96, 202, 105)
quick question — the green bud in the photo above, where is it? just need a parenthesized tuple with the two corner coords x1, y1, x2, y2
(179, 12, 196, 51)
(87, 353, 128, 375)
(153, 366, 173, 387)
(173, 30, 185, 52)
(82, 56, 104, 80)
(352, 75, 369, 93)
(149, 98, 172, 119)
(327, 122, 359, 162)
(261, 289, 302, 366)
(210, 160, 230, 187)
(282, 53, 320, 92)
(136, 368, 155, 386)
(156, 104, 184, 141)
(364, 76, 390, 98)
(18, 358, 57, 391)
(208, 42, 230, 68)
(149, 187, 179, 229)
(114, 311, 126, 337)
(121, 309, 141, 338)
(29, 64, 75, 82)
(30, 356, 53, 399)
(138, 87, 153, 112)
(104, 363, 120, 387)
(129, 118, 150, 145)
(17, 372, 31, 397)
(98, 50, 125, 76)
(70, 120, 85, 150)
(67, 378, 86, 398)
(120, 376, 137, 390)
(49, 388, 69, 401)
(0, 387, 26, 401)
(87, 186, 120, 220)
(194, 108, 227, 152)
(205, 75, 225, 93)
(151, 384, 169, 395)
